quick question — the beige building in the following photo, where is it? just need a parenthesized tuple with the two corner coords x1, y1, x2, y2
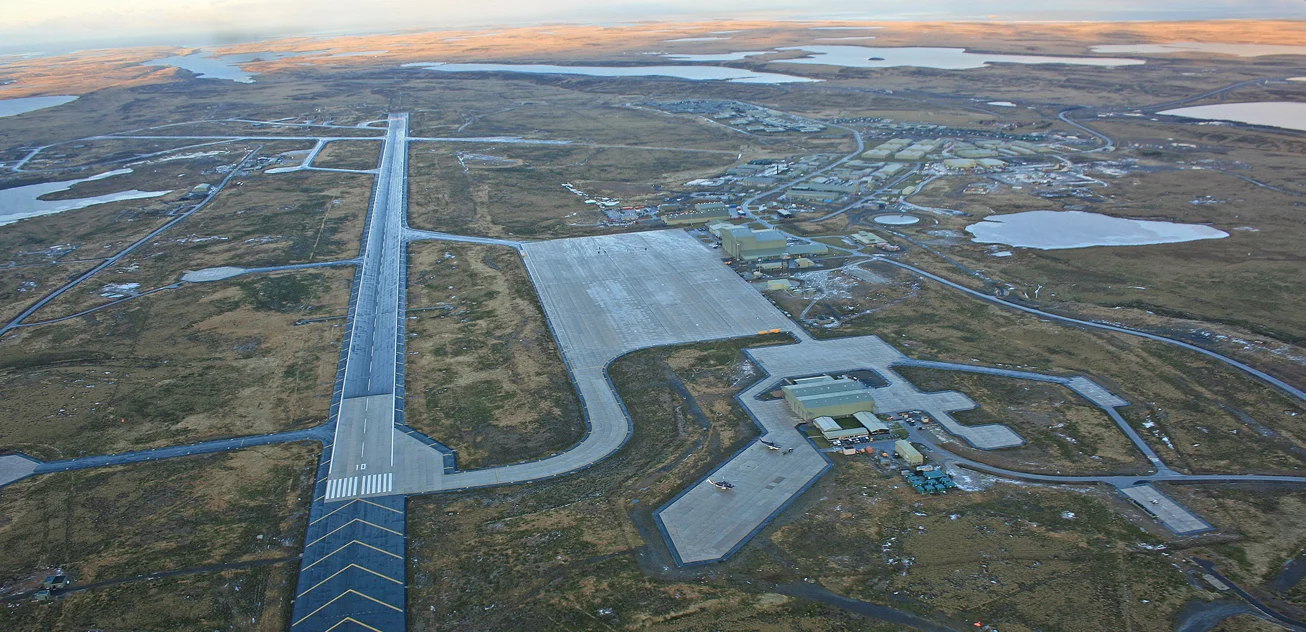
(782, 375, 875, 420)
(720, 225, 788, 260)
(895, 439, 924, 466)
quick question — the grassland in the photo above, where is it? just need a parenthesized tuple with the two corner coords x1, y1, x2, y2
(26, 166, 369, 321)
(894, 367, 1150, 476)
(806, 266, 1306, 476)
(0, 269, 349, 459)
(750, 459, 1200, 632)
(407, 335, 796, 630)
(0, 442, 319, 631)
(312, 140, 381, 171)
(407, 142, 738, 239)
(403, 241, 581, 469)
(1160, 484, 1306, 617)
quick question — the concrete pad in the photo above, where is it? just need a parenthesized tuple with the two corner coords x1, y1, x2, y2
(748, 336, 1024, 449)
(1066, 376, 1129, 408)
(182, 266, 248, 282)
(1120, 484, 1212, 535)
(658, 396, 827, 564)
(0, 454, 39, 487)
(434, 230, 796, 491)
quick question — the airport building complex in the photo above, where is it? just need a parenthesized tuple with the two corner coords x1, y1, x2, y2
(782, 375, 876, 420)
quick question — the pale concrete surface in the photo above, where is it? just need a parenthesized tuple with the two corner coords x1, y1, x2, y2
(657, 388, 827, 564)
(323, 114, 445, 504)
(0, 454, 38, 487)
(1066, 376, 1129, 408)
(1120, 484, 1212, 535)
(436, 229, 797, 491)
(748, 336, 1023, 449)
(181, 266, 247, 282)
(658, 334, 1024, 565)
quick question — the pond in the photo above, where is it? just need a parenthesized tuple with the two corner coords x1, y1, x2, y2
(1160, 102, 1306, 133)
(402, 62, 818, 84)
(0, 95, 78, 117)
(0, 169, 172, 227)
(772, 45, 1144, 69)
(966, 210, 1227, 250)
(873, 214, 920, 226)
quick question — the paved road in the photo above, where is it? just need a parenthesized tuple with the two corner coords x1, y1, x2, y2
(4, 425, 332, 478)
(181, 259, 360, 283)
(892, 358, 1170, 472)
(1192, 558, 1306, 631)
(403, 228, 522, 248)
(16, 282, 183, 328)
(1058, 106, 1114, 152)
(741, 122, 865, 214)
(873, 257, 1306, 407)
(0, 148, 260, 338)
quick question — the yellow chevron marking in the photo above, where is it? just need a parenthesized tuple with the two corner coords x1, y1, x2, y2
(306, 518, 403, 548)
(292, 589, 402, 626)
(322, 617, 386, 632)
(297, 563, 402, 598)
(300, 540, 402, 572)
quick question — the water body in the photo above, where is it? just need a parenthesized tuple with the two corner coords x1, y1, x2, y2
(1092, 42, 1306, 57)
(0, 169, 171, 227)
(662, 51, 772, 62)
(403, 62, 817, 84)
(873, 213, 920, 225)
(774, 45, 1144, 69)
(1160, 102, 1306, 133)
(966, 210, 1227, 250)
(143, 51, 305, 83)
(0, 95, 78, 117)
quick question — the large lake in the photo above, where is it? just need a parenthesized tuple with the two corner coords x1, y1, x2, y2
(966, 210, 1227, 250)
(0, 95, 78, 117)
(1160, 102, 1306, 132)
(0, 169, 171, 227)
(1092, 42, 1306, 57)
(772, 46, 1144, 69)
(143, 51, 307, 83)
(403, 62, 818, 84)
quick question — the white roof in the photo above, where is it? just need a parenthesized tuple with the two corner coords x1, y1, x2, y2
(813, 416, 840, 432)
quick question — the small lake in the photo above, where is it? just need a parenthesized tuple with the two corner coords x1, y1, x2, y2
(0, 169, 171, 227)
(1092, 42, 1306, 57)
(873, 214, 920, 225)
(662, 51, 771, 62)
(1160, 102, 1306, 132)
(966, 210, 1228, 250)
(403, 62, 818, 84)
(0, 95, 78, 117)
(143, 51, 306, 83)
(771, 45, 1142, 69)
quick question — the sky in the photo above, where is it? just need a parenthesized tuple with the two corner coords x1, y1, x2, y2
(1, 0, 1303, 53)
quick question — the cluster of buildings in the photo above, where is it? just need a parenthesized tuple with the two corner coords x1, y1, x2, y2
(778, 375, 941, 476)
(862, 137, 1054, 163)
(705, 222, 828, 261)
(649, 99, 826, 134)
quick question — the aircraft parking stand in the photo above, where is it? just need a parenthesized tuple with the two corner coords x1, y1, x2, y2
(1120, 484, 1213, 535)
(434, 229, 797, 491)
(657, 334, 1028, 565)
